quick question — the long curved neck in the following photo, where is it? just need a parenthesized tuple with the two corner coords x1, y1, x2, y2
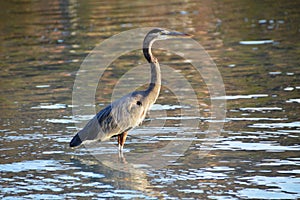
(143, 38, 155, 63)
(146, 61, 161, 102)
(143, 37, 161, 104)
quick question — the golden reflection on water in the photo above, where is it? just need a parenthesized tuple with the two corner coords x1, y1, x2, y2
(0, 0, 300, 199)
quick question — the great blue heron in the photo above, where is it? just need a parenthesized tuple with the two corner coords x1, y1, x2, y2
(70, 28, 191, 151)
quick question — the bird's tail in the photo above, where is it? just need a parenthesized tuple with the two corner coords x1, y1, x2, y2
(70, 133, 82, 147)
(69, 115, 103, 147)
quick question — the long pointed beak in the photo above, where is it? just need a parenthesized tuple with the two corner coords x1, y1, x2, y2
(167, 31, 193, 38)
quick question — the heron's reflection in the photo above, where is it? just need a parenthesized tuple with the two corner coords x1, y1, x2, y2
(70, 145, 163, 198)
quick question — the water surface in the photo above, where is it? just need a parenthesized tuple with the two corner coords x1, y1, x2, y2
(1, 0, 300, 199)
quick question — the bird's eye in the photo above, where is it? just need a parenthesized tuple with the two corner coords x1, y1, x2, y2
(136, 101, 142, 106)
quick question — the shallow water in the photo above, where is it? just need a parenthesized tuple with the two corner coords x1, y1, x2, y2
(1, 0, 300, 199)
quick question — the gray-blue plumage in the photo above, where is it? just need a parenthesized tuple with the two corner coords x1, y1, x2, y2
(70, 28, 191, 150)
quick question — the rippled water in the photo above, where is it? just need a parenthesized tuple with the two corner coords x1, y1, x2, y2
(1, 0, 300, 199)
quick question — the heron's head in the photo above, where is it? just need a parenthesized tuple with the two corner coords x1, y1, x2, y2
(143, 28, 192, 63)
(146, 28, 192, 41)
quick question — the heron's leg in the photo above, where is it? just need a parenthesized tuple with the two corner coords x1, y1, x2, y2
(118, 135, 121, 150)
(121, 131, 128, 148)
(118, 134, 121, 147)
(118, 132, 128, 151)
